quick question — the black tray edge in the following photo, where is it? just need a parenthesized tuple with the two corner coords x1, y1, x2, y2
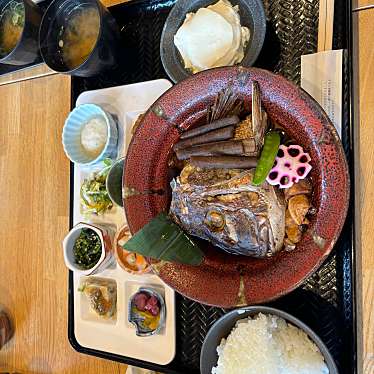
(66, 0, 359, 372)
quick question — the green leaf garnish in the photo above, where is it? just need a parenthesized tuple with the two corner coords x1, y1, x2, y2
(123, 213, 204, 266)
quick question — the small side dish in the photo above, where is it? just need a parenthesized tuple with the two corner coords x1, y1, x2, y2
(211, 313, 329, 374)
(128, 288, 165, 336)
(161, 0, 266, 82)
(80, 159, 113, 215)
(73, 228, 102, 270)
(174, 0, 249, 73)
(62, 103, 118, 165)
(63, 223, 112, 275)
(79, 278, 117, 319)
(115, 226, 150, 275)
(0, 0, 24, 58)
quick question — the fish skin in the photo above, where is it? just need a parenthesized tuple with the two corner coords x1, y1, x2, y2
(169, 168, 286, 258)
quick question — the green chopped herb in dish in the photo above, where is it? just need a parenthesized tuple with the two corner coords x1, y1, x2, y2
(73, 228, 102, 269)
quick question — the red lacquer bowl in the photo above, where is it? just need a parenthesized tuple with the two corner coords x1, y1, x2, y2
(123, 67, 350, 308)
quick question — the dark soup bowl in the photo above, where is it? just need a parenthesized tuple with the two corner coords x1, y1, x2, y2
(160, 0, 266, 83)
(0, 0, 42, 65)
(123, 67, 350, 308)
(39, 0, 119, 77)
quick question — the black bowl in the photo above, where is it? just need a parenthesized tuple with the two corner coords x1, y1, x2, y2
(0, 0, 42, 65)
(106, 157, 124, 207)
(160, 0, 266, 82)
(39, 0, 119, 77)
(200, 306, 339, 374)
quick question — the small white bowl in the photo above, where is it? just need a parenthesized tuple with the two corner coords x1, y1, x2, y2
(63, 223, 114, 275)
(62, 104, 118, 165)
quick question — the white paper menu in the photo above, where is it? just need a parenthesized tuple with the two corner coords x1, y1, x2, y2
(301, 49, 344, 138)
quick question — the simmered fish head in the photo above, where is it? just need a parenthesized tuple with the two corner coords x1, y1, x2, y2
(170, 168, 285, 257)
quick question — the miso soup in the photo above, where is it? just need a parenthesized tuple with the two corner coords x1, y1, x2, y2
(59, 6, 100, 69)
(0, 0, 25, 58)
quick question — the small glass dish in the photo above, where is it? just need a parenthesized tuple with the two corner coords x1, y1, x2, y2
(128, 287, 166, 337)
(114, 226, 151, 275)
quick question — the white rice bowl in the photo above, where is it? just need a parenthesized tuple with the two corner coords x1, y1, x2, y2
(212, 313, 329, 374)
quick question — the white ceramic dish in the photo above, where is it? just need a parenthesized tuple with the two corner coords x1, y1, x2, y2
(63, 222, 114, 275)
(72, 79, 176, 365)
(79, 276, 118, 324)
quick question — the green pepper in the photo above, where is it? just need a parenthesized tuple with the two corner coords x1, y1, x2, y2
(252, 132, 281, 186)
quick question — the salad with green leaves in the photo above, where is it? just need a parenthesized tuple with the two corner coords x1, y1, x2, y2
(80, 159, 113, 215)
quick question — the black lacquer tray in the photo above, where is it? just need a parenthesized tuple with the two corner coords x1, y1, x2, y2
(68, 0, 357, 372)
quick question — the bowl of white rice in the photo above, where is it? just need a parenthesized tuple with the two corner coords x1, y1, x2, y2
(200, 306, 338, 374)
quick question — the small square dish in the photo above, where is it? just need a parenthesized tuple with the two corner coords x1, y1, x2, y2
(79, 277, 117, 324)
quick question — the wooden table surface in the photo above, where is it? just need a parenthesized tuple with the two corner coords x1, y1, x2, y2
(0, 1, 373, 373)
(354, 8, 374, 374)
(0, 0, 123, 370)
(0, 76, 126, 373)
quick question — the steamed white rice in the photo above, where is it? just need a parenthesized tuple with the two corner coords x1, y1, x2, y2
(212, 313, 329, 374)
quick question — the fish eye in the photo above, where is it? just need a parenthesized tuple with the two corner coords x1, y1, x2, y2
(204, 209, 225, 231)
